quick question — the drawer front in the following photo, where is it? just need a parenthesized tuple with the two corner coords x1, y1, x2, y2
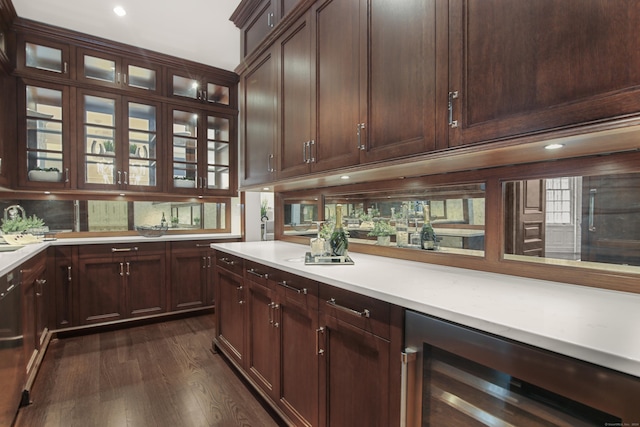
(270, 269, 319, 311)
(244, 260, 271, 289)
(171, 240, 215, 252)
(78, 242, 165, 258)
(319, 284, 390, 339)
(215, 251, 245, 276)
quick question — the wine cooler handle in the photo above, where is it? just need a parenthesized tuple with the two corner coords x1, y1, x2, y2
(401, 350, 418, 427)
(588, 189, 597, 232)
(326, 298, 370, 318)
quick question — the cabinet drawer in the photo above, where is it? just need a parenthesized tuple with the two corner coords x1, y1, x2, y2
(244, 260, 271, 288)
(78, 242, 166, 258)
(215, 251, 245, 276)
(320, 284, 390, 339)
(270, 269, 318, 311)
(171, 240, 215, 252)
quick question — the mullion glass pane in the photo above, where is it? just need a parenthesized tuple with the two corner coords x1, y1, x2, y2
(173, 75, 199, 99)
(26, 43, 63, 73)
(26, 86, 65, 176)
(127, 102, 157, 187)
(84, 55, 116, 83)
(127, 65, 156, 91)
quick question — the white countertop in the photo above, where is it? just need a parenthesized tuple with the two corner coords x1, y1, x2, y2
(0, 233, 241, 277)
(211, 240, 640, 378)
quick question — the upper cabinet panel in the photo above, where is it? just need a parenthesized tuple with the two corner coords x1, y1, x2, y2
(168, 67, 236, 109)
(17, 35, 72, 79)
(448, 0, 640, 147)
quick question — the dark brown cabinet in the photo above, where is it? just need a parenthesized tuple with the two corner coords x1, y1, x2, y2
(447, 0, 640, 147)
(214, 252, 246, 367)
(214, 250, 401, 427)
(77, 243, 167, 325)
(20, 251, 48, 378)
(240, 48, 278, 186)
(170, 241, 215, 311)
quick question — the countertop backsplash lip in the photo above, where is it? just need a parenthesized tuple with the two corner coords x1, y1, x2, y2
(211, 240, 640, 379)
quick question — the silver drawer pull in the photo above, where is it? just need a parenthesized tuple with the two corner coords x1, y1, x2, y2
(195, 243, 210, 248)
(220, 258, 235, 266)
(278, 280, 307, 295)
(326, 298, 370, 318)
(111, 247, 139, 253)
(247, 268, 265, 278)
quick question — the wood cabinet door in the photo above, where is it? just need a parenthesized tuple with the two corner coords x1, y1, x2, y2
(359, 0, 437, 163)
(126, 253, 167, 317)
(53, 248, 75, 328)
(240, 48, 278, 186)
(276, 11, 314, 180)
(77, 257, 125, 325)
(319, 314, 391, 427)
(275, 278, 320, 427)
(171, 249, 208, 311)
(244, 0, 276, 57)
(312, 0, 362, 173)
(448, 0, 640, 147)
(246, 277, 279, 400)
(215, 269, 246, 367)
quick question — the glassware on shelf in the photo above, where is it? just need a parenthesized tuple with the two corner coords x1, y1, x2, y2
(409, 218, 421, 248)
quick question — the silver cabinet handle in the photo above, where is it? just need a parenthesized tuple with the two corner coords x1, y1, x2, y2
(267, 153, 275, 173)
(247, 268, 266, 279)
(202, 256, 207, 269)
(124, 171, 128, 185)
(195, 243, 210, 248)
(303, 141, 308, 163)
(401, 350, 418, 427)
(308, 140, 315, 162)
(220, 257, 235, 266)
(65, 167, 70, 183)
(316, 327, 325, 356)
(589, 188, 597, 232)
(207, 256, 211, 268)
(123, 74, 127, 85)
(119, 262, 124, 276)
(126, 261, 130, 276)
(267, 12, 274, 28)
(448, 91, 459, 128)
(356, 124, 366, 150)
(111, 247, 139, 253)
(326, 298, 370, 318)
(67, 266, 72, 282)
(277, 280, 307, 294)
(236, 285, 244, 304)
(117, 170, 122, 185)
(272, 303, 279, 328)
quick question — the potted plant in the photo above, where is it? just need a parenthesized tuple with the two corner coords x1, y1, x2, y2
(28, 166, 62, 182)
(129, 143, 138, 157)
(1, 214, 47, 234)
(171, 216, 179, 228)
(102, 140, 115, 154)
(367, 220, 395, 246)
(173, 175, 196, 188)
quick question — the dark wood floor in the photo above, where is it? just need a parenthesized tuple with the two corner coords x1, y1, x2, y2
(14, 315, 285, 427)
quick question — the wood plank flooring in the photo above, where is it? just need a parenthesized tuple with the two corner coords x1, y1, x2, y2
(14, 315, 285, 427)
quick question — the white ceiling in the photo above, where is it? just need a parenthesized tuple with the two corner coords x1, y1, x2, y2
(11, 0, 243, 72)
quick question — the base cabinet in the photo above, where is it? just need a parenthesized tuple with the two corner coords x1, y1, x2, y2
(214, 250, 402, 427)
(170, 241, 215, 311)
(77, 243, 167, 325)
(20, 251, 48, 378)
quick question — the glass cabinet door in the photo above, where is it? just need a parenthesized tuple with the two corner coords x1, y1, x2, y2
(126, 101, 158, 188)
(172, 74, 200, 100)
(171, 109, 199, 190)
(81, 92, 118, 187)
(21, 83, 70, 187)
(206, 115, 230, 190)
(170, 69, 232, 106)
(79, 49, 160, 93)
(21, 38, 70, 77)
(126, 62, 157, 92)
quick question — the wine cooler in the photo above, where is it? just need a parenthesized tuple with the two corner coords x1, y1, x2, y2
(403, 310, 640, 426)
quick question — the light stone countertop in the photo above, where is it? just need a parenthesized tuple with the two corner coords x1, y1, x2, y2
(211, 240, 640, 379)
(0, 233, 241, 277)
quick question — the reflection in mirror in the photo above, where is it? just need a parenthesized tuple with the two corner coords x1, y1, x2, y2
(0, 199, 227, 235)
(324, 183, 485, 256)
(283, 199, 319, 234)
(503, 173, 640, 273)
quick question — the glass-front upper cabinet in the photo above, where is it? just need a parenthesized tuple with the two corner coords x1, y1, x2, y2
(169, 106, 234, 195)
(17, 35, 72, 78)
(17, 81, 71, 189)
(78, 89, 162, 192)
(168, 67, 233, 107)
(77, 48, 162, 94)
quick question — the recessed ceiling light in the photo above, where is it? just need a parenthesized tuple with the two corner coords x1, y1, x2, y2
(113, 6, 127, 17)
(544, 143, 564, 150)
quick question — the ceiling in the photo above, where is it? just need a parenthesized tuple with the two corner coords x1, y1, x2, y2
(11, 0, 243, 72)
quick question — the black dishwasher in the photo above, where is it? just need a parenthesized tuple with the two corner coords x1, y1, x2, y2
(0, 269, 23, 426)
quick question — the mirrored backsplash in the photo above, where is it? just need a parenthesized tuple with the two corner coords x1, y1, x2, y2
(1, 199, 227, 235)
(284, 183, 486, 257)
(503, 173, 640, 273)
